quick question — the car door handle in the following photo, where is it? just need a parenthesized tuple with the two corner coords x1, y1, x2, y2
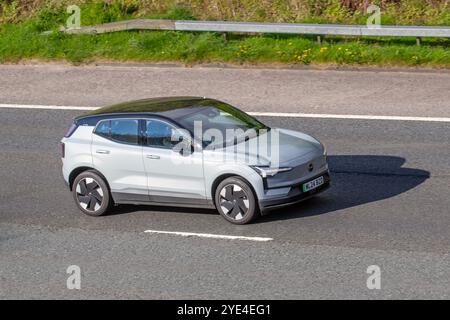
(146, 154, 160, 160)
(96, 149, 110, 154)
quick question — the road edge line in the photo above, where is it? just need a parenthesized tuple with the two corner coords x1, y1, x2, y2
(2, 104, 450, 122)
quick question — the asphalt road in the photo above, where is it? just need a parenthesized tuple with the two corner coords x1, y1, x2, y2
(0, 65, 449, 299)
(1, 64, 450, 117)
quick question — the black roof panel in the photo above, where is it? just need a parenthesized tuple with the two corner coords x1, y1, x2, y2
(74, 96, 221, 126)
(79, 96, 208, 118)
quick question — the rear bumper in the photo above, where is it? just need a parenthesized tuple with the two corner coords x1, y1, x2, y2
(61, 163, 70, 189)
(259, 171, 331, 214)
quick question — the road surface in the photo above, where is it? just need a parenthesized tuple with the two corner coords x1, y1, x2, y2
(0, 64, 449, 299)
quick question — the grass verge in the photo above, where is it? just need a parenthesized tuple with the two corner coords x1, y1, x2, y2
(0, 2, 449, 67)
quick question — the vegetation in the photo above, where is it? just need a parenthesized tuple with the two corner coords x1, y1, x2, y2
(1, 1, 450, 25)
(0, 1, 449, 67)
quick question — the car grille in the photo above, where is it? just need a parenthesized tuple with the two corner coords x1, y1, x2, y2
(265, 155, 327, 189)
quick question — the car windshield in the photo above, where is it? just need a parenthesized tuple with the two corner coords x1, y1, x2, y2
(175, 101, 269, 148)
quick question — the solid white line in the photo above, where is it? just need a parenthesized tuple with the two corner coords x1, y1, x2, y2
(144, 229, 273, 242)
(1, 103, 450, 122)
(0, 103, 96, 110)
(248, 111, 450, 122)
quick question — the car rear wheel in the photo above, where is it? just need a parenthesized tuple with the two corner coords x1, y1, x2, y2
(72, 170, 111, 216)
(214, 177, 259, 224)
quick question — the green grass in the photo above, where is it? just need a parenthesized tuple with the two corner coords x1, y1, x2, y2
(0, 2, 449, 67)
(0, 22, 449, 67)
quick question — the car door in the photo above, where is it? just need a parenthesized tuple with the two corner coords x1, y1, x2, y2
(92, 118, 148, 202)
(142, 118, 206, 205)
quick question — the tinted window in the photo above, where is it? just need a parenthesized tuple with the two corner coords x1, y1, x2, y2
(146, 120, 179, 149)
(95, 120, 111, 138)
(110, 119, 139, 145)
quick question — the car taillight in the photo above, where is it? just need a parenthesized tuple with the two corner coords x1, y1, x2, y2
(61, 143, 65, 158)
(65, 123, 78, 138)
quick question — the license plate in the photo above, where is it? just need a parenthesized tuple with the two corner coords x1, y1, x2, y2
(302, 176, 324, 192)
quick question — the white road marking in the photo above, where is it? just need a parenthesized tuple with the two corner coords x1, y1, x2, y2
(1, 103, 450, 122)
(249, 111, 450, 122)
(144, 229, 273, 242)
(0, 104, 96, 110)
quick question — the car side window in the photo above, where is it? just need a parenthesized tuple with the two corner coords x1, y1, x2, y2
(111, 119, 139, 145)
(145, 119, 180, 149)
(94, 119, 139, 145)
(95, 120, 111, 138)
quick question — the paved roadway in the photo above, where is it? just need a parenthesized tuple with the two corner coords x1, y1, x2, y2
(0, 65, 449, 299)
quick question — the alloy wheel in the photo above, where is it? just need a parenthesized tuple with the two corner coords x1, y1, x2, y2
(75, 177, 104, 212)
(219, 184, 250, 221)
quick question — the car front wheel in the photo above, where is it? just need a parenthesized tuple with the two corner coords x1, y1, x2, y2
(72, 170, 111, 216)
(214, 177, 259, 224)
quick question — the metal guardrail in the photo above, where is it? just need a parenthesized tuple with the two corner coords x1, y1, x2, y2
(61, 18, 450, 39)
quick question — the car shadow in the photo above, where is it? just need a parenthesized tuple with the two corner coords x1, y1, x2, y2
(109, 155, 430, 222)
(257, 155, 430, 223)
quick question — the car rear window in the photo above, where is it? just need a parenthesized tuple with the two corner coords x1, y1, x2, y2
(95, 120, 111, 138)
(111, 119, 139, 145)
(94, 119, 139, 145)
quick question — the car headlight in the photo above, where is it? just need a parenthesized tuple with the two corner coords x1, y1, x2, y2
(251, 166, 292, 178)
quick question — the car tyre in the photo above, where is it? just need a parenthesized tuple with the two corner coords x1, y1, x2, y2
(72, 170, 111, 217)
(215, 176, 259, 224)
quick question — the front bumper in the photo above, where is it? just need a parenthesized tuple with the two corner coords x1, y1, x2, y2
(259, 171, 331, 214)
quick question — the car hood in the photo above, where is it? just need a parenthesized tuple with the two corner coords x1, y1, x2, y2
(217, 128, 324, 166)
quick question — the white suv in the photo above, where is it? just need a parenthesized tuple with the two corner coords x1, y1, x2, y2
(61, 97, 330, 224)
